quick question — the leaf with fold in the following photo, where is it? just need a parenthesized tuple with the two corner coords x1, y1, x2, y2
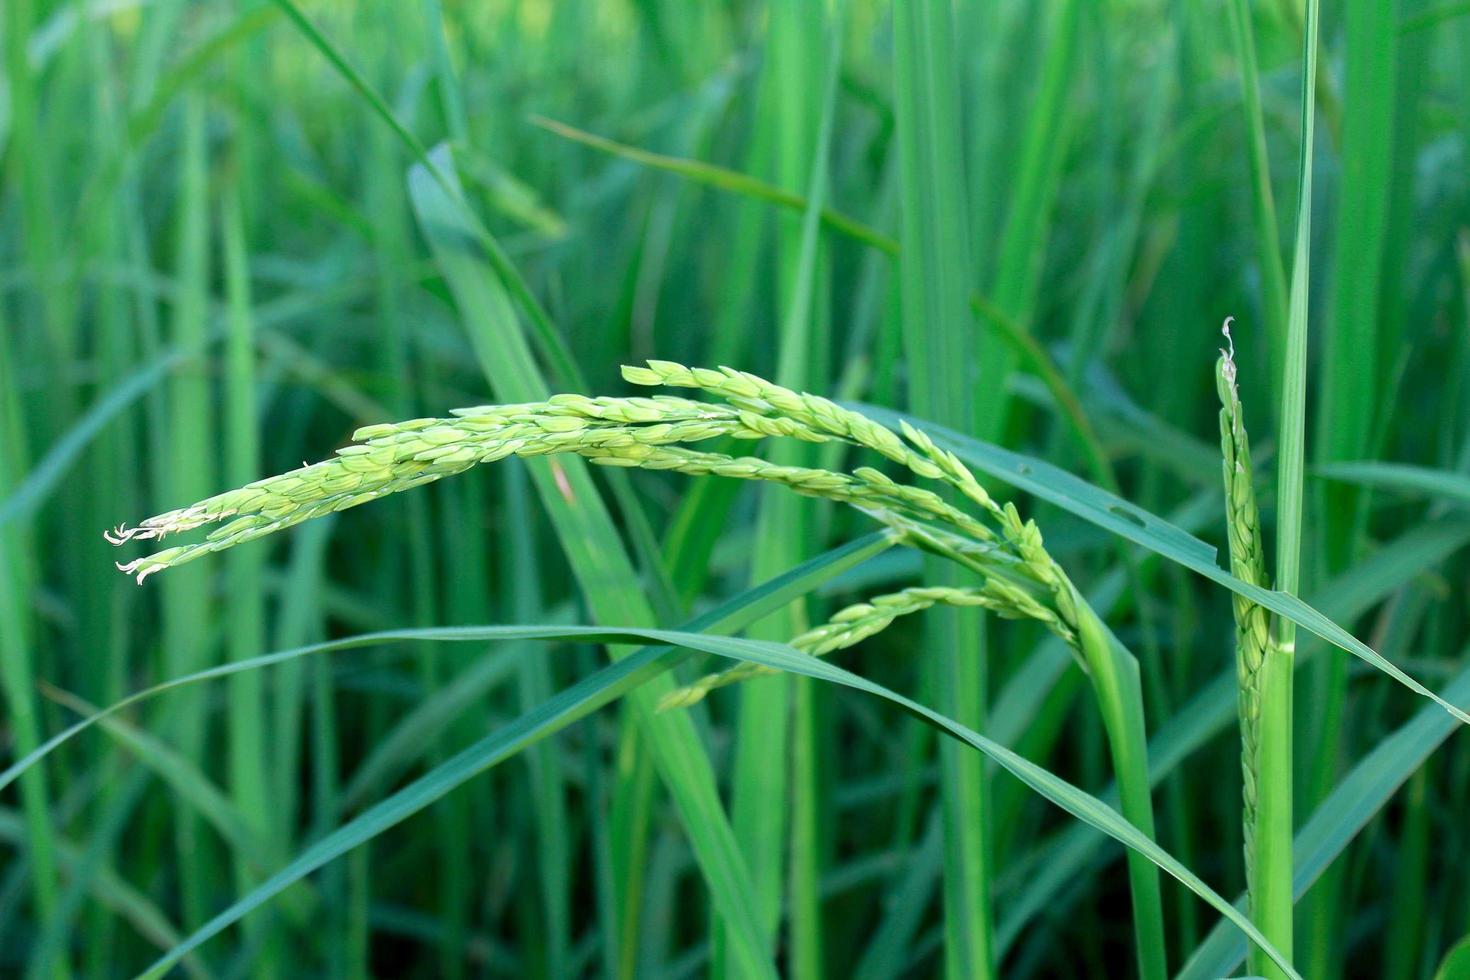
(854, 403, 1470, 727)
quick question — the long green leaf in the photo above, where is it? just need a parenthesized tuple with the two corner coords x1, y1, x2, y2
(855, 404, 1470, 727)
(686, 627, 1302, 979)
(2, 626, 797, 798)
(532, 116, 1120, 496)
(407, 144, 775, 976)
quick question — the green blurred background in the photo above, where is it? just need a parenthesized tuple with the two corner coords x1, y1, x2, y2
(4, 0, 1470, 976)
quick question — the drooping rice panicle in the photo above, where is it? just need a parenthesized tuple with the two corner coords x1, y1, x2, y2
(107, 366, 1087, 677)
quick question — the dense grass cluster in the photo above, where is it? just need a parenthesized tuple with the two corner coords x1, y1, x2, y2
(6, 0, 1470, 977)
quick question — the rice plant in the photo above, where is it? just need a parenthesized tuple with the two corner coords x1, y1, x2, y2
(6, 0, 1470, 977)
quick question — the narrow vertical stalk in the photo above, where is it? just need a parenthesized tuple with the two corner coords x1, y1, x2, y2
(1073, 607, 1168, 980)
(416, 11, 474, 974)
(1227, 0, 1289, 389)
(1258, 1, 1321, 976)
(3, 2, 70, 965)
(1315, 0, 1395, 563)
(978, 0, 1079, 442)
(1384, 769, 1431, 980)
(162, 94, 216, 933)
(782, 22, 841, 971)
(0, 318, 67, 980)
(75, 18, 136, 976)
(360, 5, 432, 965)
(1305, 1, 1395, 972)
(221, 182, 276, 976)
(727, 6, 838, 973)
(506, 466, 571, 980)
(893, 1, 993, 976)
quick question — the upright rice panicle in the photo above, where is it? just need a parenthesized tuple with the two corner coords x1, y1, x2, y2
(1216, 318, 1272, 898)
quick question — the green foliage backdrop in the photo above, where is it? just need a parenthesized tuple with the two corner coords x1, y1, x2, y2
(4, 0, 1470, 977)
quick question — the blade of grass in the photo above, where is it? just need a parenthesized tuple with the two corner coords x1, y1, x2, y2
(1434, 937, 1470, 980)
(742, 10, 840, 977)
(160, 93, 216, 935)
(1305, 29, 1400, 978)
(221, 176, 279, 972)
(1313, 460, 1470, 506)
(1072, 608, 1168, 980)
(1383, 768, 1431, 980)
(0, 280, 65, 978)
(1259, 0, 1320, 972)
(503, 464, 571, 980)
(719, 5, 828, 967)
(1316, 0, 1396, 572)
(892, 2, 993, 975)
(978, 0, 1080, 442)
(1227, 0, 1290, 385)
(408, 146, 775, 979)
(412, 13, 477, 973)
(528, 115, 895, 255)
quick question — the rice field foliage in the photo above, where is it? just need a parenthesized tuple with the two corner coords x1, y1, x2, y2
(5, 0, 1470, 976)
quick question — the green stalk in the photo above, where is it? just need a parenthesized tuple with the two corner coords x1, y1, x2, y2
(221, 180, 276, 975)
(1304, 1, 1396, 971)
(1384, 769, 1431, 980)
(1226, 0, 1290, 388)
(161, 93, 216, 934)
(359, 7, 427, 968)
(769, 12, 840, 978)
(979, 0, 1079, 442)
(723, 3, 828, 968)
(506, 466, 570, 980)
(3, 1, 70, 967)
(892, 2, 993, 975)
(421, 14, 475, 974)
(1072, 607, 1167, 980)
(1258, 1, 1321, 975)
(0, 302, 66, 980)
